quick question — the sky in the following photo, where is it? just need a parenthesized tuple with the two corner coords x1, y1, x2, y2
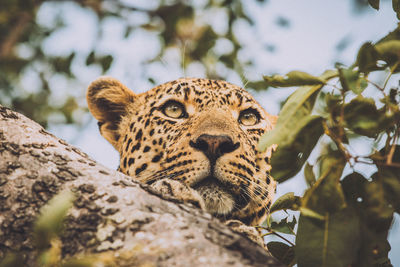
(42, 0, 399, 264)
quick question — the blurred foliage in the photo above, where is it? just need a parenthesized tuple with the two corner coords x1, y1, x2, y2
(260, 2, 400, 265)
(0, 0, 274, 127)
(0, 0, 380, 128)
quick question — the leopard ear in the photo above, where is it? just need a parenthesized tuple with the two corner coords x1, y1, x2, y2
(87, 77, 136, 149)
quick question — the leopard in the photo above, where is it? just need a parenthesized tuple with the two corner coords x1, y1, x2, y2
(86, 77, 277, 245)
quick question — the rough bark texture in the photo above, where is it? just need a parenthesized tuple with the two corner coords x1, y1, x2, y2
(0, 106, 284, 267)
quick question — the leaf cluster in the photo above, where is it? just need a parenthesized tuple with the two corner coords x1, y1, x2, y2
(260, 22, 400, 267)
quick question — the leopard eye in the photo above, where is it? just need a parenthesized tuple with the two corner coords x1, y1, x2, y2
(162, 100, 186, 119)
(239, 109, 260, 126)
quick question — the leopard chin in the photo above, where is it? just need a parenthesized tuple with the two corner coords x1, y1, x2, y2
(193, 177, 235, 215)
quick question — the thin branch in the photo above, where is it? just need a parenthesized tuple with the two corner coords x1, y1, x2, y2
(386, 128, 399, 165)
(382, 61, 399, 90)
(354, 158, 374, 165)
(323, 121, 352, 166)
(261, 230, 295, 247)
(365, 78, 386, 97)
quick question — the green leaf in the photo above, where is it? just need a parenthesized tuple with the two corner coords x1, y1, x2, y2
(258, 84, 321, 150)
(296, 207, 361, 267)
(299, 207, 325, 221)
(267, 242, 295, 266)
(342, 173, 394, 266)
(377, 169, 400, 213)
(341, 172, 367, 205)
(269, 115, 324, 182)
(344, 96, 391, 137)
(368, 0, 380, 10)
(263, 71, 325, 87)
(355, 42, 381, 74)
(270, 192, 300, 213)
(99, 55, 114, 73)
(364, 179, 394, 229)
(303, 149, 346, 214)
(304, 162, 316, 187)
(338, 67, 367, 94)
(393, 0, 400, 20)
(373, 145, 400, 213)
(354, 221, 392, 267)
(85, 51, 95, 66)
(34, 191, 75, 250)
(259, 70, 337, 151)
(375, 40, 400, 67)
(270, 216, 297, 235)
(376, 24, 400, 44)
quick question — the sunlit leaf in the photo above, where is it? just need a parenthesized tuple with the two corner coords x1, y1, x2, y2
(259, 70, 337, 151)
(270, 192, 300, 213)
(375, 40, 400, 68)
(299, 207, 325, 221)
(263, 71, 325, 87)
(376, 40, 400, 57)
(338, 67, 368, 94)
(269, 115, 324, 182)
(259, 87, 320, 150)
(267, 242, 295, 266)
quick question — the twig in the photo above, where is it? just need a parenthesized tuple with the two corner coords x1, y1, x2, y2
(261, 229, 295, 247)
(323, 121, 352, 166)
(382, 62, 399, 90)
(386, 129, 399, 165)
(365, 78, 384, 92)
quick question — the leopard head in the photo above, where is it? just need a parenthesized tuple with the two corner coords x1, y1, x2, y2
(87, 77, 277, 225)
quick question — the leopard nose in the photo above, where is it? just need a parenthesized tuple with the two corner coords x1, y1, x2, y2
(189, 134, 239, 161)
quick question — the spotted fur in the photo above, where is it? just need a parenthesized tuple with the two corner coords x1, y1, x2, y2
(87, 77, 277, 226)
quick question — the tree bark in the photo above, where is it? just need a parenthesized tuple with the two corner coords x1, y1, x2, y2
(0, 106, 284, 267)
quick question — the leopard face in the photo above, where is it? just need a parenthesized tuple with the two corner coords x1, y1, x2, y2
(87, 77, 276, 225)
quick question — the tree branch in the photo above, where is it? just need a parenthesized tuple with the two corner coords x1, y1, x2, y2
(0, 105, 283, 267)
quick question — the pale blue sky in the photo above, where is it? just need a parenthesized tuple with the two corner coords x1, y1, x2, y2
(41, 0, 399, 264)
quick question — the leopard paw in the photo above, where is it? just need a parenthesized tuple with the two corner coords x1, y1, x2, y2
(225, 219, 265, 247)
(151, 178, 205, 210)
